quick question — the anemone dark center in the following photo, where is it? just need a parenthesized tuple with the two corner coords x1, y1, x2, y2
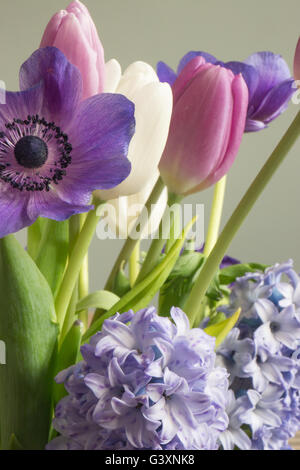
(14, 135, 48, 169)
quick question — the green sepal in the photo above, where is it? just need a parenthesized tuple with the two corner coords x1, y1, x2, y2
(54, 320, 83, 405)
(0, 235, 59, 450)
(83, 217, 198, 343)
(204, 308, 241, 349)
(76, 290, 120, 313)
(35, 219, 69, 297)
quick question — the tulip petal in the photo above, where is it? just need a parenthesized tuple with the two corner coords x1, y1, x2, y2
(104, 59, 122, 93)
(99, 81, 172, 197)
(160, 66, 237, 195)
(294, 37, 300, 81)
(51, 14, 100, 99)
(203, 73, 248, 189)
(177, 51, 218, 74)
(224, 61, 259, 103)
(40, 11, 66, 47)
(172, 56, 208, 104)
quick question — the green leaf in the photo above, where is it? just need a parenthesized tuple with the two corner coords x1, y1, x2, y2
(54, 320, 83, 405)
(35, 219, 69, 298)
(204, 308, 241, 348)
(159, 252, 204, 315)
(8, 434, 24, 450)
(219, 262, 267, 285)
(112, 264, 131, 297)
(0, 235, 58, 450)
(83, 216, 198, 342)
(76, 290, 120, 312)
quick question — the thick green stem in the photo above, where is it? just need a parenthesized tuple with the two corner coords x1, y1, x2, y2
(185, 111, 300, 327)
(104, 177, 166, 291)
(203, 175, 227, 257)
(136, 192, 183, 282)
(55, 200, 104, 330)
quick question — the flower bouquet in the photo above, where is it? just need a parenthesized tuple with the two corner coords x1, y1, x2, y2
(0, 0, 300, 452)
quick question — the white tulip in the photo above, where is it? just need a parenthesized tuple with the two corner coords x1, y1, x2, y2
(105, 172, 168, 239)
(95, 59, 172, 239)
(96, 59, 173, 199)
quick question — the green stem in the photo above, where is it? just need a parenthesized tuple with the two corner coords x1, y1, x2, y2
(55, 200, 104, 330)
(104, 177, 166, 292)
(195, 176, 227, 323)
(136, 192, 183, 283)
(185, 110, 300, 327)
(129, 240, 140, 287)
(165, 193, 183, 254)
(203, 175, 227, 257)
(78, 213, 89, 329)
(27, 218, 45, 260)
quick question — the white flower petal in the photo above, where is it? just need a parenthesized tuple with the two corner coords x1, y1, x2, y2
(104, 58, 121, 93)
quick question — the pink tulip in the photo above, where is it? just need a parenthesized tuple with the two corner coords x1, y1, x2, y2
(294, 37, 300, 81)
(159, 57, 249, 196)
(40, 0, 105, 99)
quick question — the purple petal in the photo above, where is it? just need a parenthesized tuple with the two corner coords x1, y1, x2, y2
(177, 51, 218, 74)
(170, 307, 190, 336)
(0, 85, 43, 125)
(157, 61, 177, 85)
(66, 93, 134, 191)
(245, 118, 267, 132)
(19, 47, 82, 125)
(26, 191, 91, 222)
(84, 373, 107, 399)
(244, 52, 292, 112)
(251, 78, 295, 123)
(0, 189, 33, 237)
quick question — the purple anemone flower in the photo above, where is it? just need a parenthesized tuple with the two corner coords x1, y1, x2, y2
(157, 50, 295, 132)
(0, 47, 135, 237)
(47, 307, 229, 450)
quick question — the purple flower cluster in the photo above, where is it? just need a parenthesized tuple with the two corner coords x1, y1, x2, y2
(217, 261, 300, 450)
(47, 307, 229, 450)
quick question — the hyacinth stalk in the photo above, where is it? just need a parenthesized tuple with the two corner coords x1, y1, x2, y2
(185, 110, 300, 326)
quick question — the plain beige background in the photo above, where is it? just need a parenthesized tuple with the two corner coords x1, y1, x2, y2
(0, 0, 299, 291)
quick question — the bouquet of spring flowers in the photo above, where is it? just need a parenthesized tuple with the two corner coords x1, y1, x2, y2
(1, 0, 300, 451)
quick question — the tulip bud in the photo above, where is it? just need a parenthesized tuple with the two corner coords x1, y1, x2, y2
(159, 58, 248, 196)
(95, 60, 173, 200)
(40, 0, 105, 99)
(294, 37, 300, 82)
